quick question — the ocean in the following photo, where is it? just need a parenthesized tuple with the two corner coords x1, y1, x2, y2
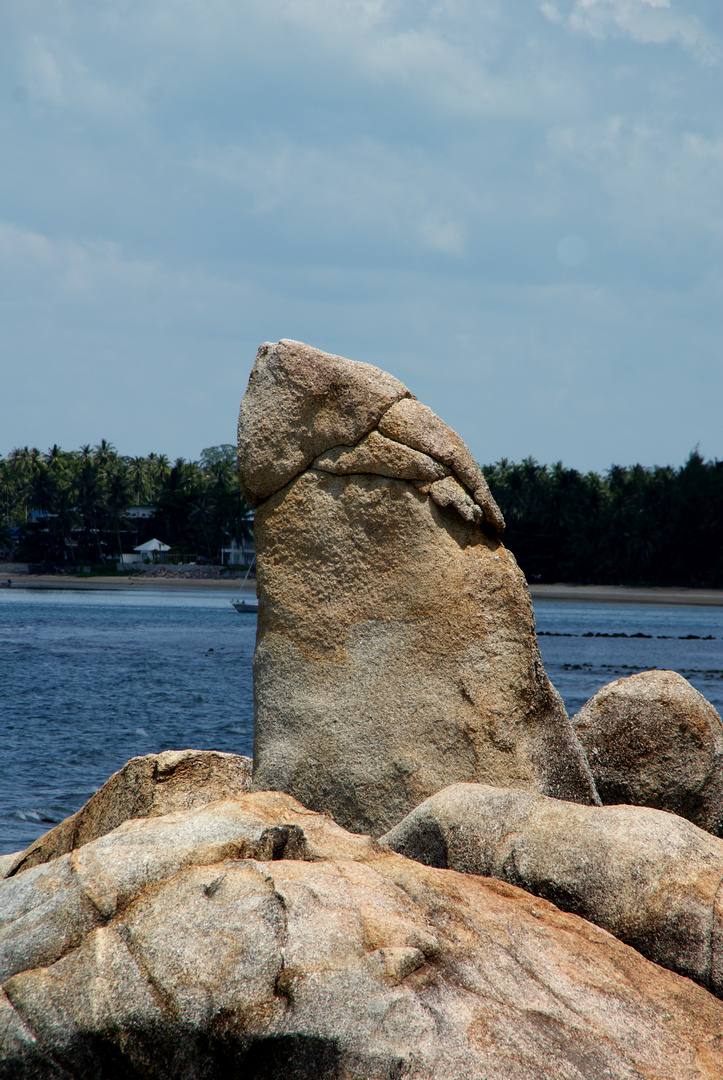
(1, 587, 721, 856)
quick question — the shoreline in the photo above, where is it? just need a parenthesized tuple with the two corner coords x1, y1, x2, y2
(0, 574, 256, 592)
(1, 575, 722, 605)
(529, 584, 723, 607)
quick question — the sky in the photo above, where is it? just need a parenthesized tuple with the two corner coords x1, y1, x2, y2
(1, 0, 721, 473)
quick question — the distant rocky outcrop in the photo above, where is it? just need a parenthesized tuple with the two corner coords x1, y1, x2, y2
(240, 340, 598, 835)
(381, 782, 723, 998)
(572, 670, 723, 834)
(4, 791, 723, 1080)
(4, 750, 252, 877)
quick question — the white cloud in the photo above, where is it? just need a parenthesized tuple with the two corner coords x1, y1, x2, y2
(540, 3, 563, 24)
(568, 0, 720, 61)
(18, 33, 146, 123)
(0, 222, 162, 308)
(23, 37, 65, 106)
(0, 0, 721, 468)
(546, 118, 723, 251)
(190, 137, 470, 257)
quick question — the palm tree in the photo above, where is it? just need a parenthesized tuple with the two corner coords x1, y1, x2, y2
(147, 453, 170, 503)
(104, 467, 132, 560)
(189, 494, 217, 561)
(75, 446, 106, 562)
(126, 456, 150, 506)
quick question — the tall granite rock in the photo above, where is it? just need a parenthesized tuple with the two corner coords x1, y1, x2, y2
(239, 340, 598, 835)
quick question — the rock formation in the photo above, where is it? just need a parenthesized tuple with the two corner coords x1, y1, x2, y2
(239, 339, 598, 834)
(381, 782, 723, 998)
(573, 670, 723, 834)
(4, 750, 252, 877)
(4, 790, 723, 1080)
(8, 339, 723, 1076)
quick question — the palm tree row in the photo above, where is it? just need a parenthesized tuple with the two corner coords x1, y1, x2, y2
(0, 443, 250, 567)
(483, 451, 723, 588)
(2, 443, 720, 585)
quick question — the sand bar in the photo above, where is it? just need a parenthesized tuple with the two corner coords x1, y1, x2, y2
(1, 576, 721, 605)
(530, 584, 723, 607)
(0, 574, 255, 592)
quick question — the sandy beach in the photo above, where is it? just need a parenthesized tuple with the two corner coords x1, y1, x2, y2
(529, 584, 723, 607)
(1, 574, 255, 592)
(1, 575, 722, 605)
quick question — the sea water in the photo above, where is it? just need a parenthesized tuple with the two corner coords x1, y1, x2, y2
(1, 588, 721, 856)
(1, 587, 255, 855)
(534, 600, 723, 717)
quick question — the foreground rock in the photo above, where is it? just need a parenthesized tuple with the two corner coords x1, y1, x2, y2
(573, 670, 723, 834)
(240, 341, 598, 834)
(4, 750, 252, 877)
(382, 782, 723, 998)
(3, 791, 723, 1079)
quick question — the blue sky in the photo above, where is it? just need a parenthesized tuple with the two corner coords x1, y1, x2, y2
(1, 0, 721, 472)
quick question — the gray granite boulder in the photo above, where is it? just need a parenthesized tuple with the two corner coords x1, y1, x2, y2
(3, 790, 723, 1079)
(573, 670, 723, 834)
(381, 781, 723, 997)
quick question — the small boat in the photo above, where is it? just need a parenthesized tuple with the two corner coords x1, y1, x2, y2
(232, 596, 258, 612)
(231, 557, 258, 613)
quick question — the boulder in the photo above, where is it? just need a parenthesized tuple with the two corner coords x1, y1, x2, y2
(3, 790, 723, 1079)
(242, 340, 598, 835)
(5, 749, 252, 877)
(381, 782, 723, 997)
(572, 670, 723, 834)
(0, 855, 15, 879)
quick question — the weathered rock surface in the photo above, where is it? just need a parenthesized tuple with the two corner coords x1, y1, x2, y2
(242, 340, 598, 835)
(381, 782, 723, 998)
(573, 670, 723, 834)
(0, 855, 15, 879)
(237, 339, 411, 503)
(5, 749, 252, 877)
(313, 429, 449, 483)
(427, 475, 483, 524)
(4, 790, 723, 1080)
(377, 397, 505, 534)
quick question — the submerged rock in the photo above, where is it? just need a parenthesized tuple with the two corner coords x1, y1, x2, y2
(240, 340, 598, 835)
(381, 781, 723, 998)
(573, 670, 723, 834)
(3, 791, 723, 1080)
(5, 749, 252, 877)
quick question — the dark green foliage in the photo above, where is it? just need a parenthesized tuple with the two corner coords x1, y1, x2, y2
(0, 443, 250, 567)
(483, 451, 723, 588)
(2, 443, 721, 585)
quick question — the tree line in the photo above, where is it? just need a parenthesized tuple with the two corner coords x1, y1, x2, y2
(0, 442, 251, 568)
(1, 442, 721, 586)
(482, 451, 723, 588)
